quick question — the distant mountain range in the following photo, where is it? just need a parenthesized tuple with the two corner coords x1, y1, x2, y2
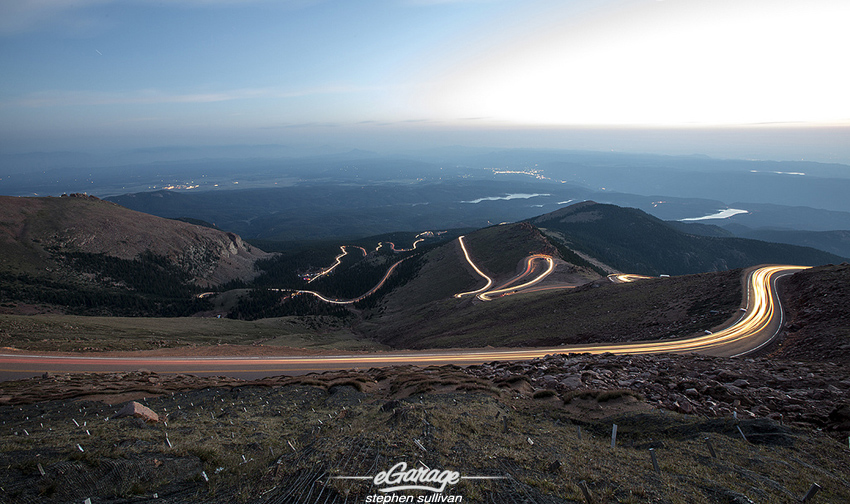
(104, 181, 850, 258)
(670, 221, 850, 260)
(5, 146, 850, 240)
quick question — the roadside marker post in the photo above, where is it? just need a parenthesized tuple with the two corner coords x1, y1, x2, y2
(704, 437, 718, 459)
(650, 448, 660, 473)
(611, 424, 618, 449)
(801, 483, 821, 502)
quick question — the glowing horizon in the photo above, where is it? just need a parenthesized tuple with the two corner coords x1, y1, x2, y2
(1, 0, 848, 162)
(421, 0, 850, 128)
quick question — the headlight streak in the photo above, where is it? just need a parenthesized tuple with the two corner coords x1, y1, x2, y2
(453, 235, 494, 298)
(0, 264, 808, 379)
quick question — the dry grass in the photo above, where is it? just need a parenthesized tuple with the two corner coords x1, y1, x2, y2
(563, 389, 645, 404)
(0, 313, 386, 352)
(2, 368, 849, 503)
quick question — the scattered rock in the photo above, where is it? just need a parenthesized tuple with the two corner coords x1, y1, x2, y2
(716, 369, 740, 382)
(676, 400, 696, 414)
(723, 384, 746, 398)
(559, 375, 582, 389)
(380, 400, 401, 412)
(2, 352, 848, 443)
(827, 403, 850, 431)
(113, 401, 159, 423)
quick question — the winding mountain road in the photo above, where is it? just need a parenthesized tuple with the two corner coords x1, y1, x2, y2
(0, 258, 807, 381)
(453, 235, 556, 301)
(304, 245, 367, 283)
(608, 273, 655, 284)
(295, 257, 407, 304)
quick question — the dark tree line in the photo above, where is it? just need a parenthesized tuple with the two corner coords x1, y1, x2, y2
(227, 289, 351, 320)
(354, 255, 424, 310)
(62, 250, 200, 298)
(0, 251, 211, 317)
(250, 245, 351, 290)
(227, 242, 432, 320)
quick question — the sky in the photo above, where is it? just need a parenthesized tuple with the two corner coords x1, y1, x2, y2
(1, 0, 849, 163)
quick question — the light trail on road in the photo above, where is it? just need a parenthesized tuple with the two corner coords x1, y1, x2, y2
(478, 255, 555, 301)
(0, 265, 808, 380)
(608, 273, 655, 283)
(379, 232, 434, 253)
(453, 235, 494, 298)
(278, 232, 442, 304)
(305, 246, 366, 283)
(296, 258, 406, 305)
(453, 236, 556, 301)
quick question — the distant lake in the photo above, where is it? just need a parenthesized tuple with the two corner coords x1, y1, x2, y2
(680, 208, 749, 221)
(461, 193, 550, 204)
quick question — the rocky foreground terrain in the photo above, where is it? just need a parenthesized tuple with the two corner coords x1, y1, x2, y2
(2, 352, 849, 503)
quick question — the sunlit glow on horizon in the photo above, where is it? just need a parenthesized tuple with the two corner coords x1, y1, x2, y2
(424, 0, 850, 128)
(1, 0, 848, 162)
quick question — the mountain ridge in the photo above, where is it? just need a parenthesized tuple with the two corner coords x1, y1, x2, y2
(0, 194, 270, 288)
(528, 201, 846, 276)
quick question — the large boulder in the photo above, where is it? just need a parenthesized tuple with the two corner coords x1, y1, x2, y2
(113, 401, 159, 423)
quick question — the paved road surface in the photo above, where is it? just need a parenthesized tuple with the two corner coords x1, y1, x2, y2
(0, 265, 806, 381)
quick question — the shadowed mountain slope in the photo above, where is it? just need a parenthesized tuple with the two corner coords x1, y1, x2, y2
(0, 194, 269, 286)
(529, 202, 845, 276)
(357, 221, 739, 349)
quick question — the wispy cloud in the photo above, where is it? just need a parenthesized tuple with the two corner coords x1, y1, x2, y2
(0, 0, 110, 36)
(3, 84, 381, 108)
(401, 0, 504, 5)
(0, 0, 319, 36)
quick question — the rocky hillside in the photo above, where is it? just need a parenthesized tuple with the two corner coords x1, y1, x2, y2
(0, 194, 270, 286)
(773, 263, 850, 362)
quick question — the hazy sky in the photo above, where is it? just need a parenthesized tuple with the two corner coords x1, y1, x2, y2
(2, 0, 848, 162)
